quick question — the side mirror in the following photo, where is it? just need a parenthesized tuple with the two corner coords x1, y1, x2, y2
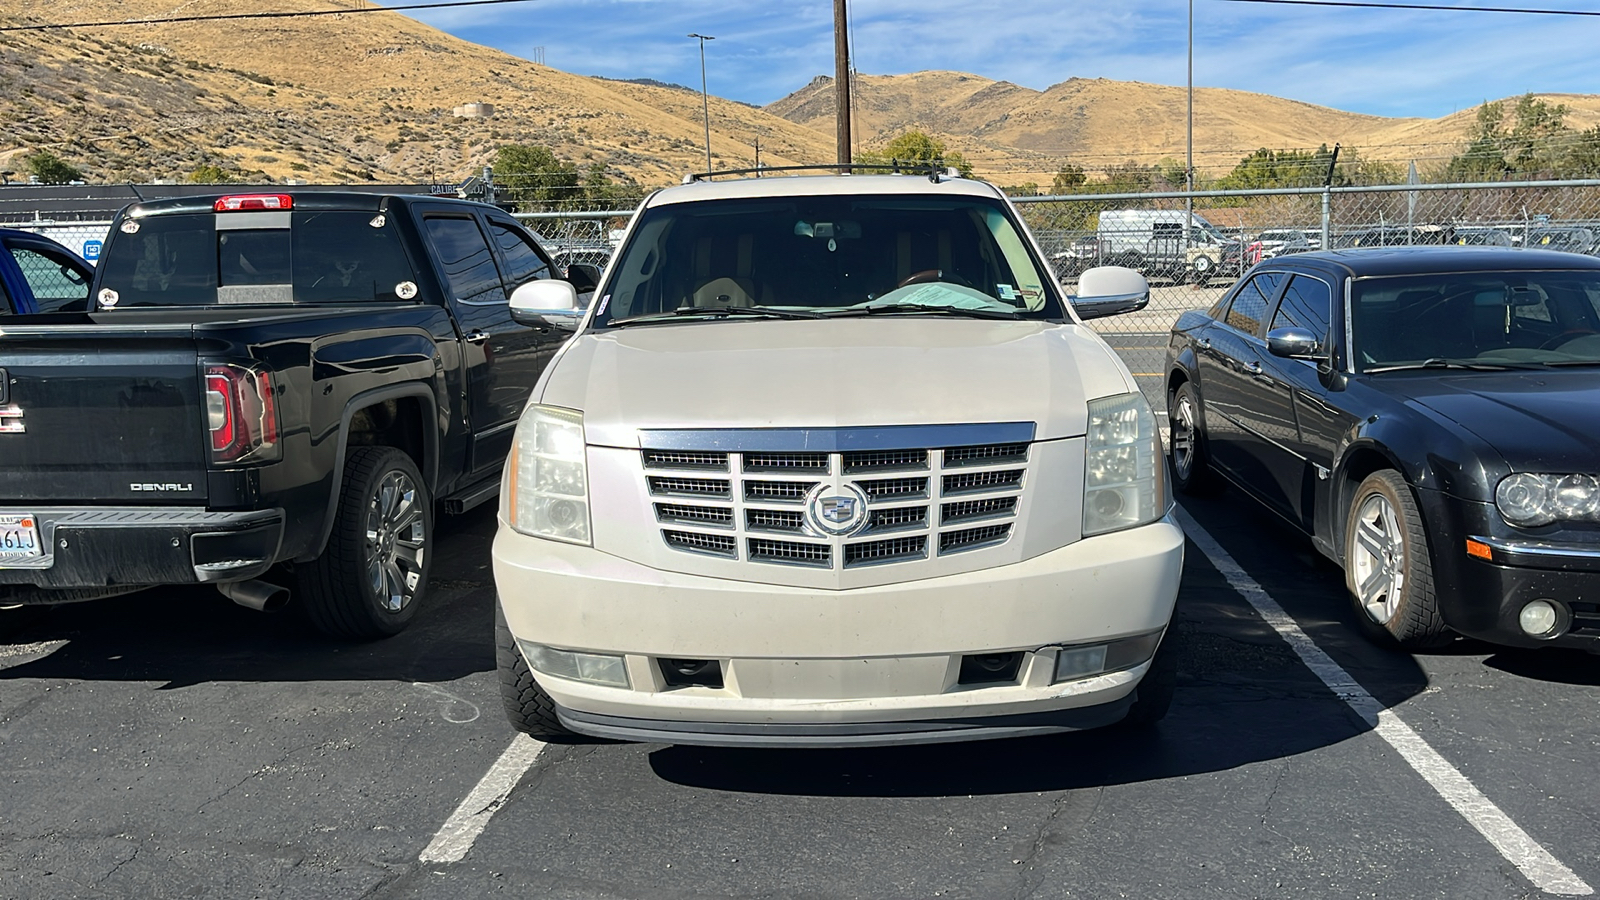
(565, 263, 601, 295)
(510, 279, 582, 331)
(1070, 266, 1149, 320)
(1266, 326, 1321, 358)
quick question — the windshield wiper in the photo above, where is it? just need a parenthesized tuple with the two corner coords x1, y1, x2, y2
(1529, 359, 1600, 368)
(609, 306, 826, 326)
(824, 303, 1022, 320)
(1364, 358, 1547, 374)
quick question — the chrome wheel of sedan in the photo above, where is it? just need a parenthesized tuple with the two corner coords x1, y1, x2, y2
(1168, 382, 1220, 495)
(1349, 491, 1404, 625)
(364, 470, 427, 613)
(1342, 470, 1450, 649)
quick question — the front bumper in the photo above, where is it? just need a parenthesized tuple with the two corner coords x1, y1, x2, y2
(493, 514, 1184, 745)
(1417, 493, 1600, 649)
(0, 507, 284, 591)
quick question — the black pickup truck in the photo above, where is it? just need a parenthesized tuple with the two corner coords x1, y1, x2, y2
(0, 191, 592, 638)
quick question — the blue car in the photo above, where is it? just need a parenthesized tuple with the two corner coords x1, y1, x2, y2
(1, 228, 94, 314)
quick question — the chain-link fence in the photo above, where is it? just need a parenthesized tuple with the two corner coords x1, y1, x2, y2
(511, 210, 632, 270)
(1, 218, 113, 265)
(1014, 178, 1600, 412)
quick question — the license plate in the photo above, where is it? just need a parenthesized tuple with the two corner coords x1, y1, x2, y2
(0, 515, 42, 561)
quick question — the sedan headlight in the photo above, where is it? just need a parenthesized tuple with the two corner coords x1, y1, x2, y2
(1496, 472, 1600, 528)
(1083, 392, 1170, 536)
(508, 404, 591, 544)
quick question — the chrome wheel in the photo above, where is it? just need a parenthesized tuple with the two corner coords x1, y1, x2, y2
(1350, 491, 1405, 625)
(363, 470, 426, 613)
(1171, 393, 1199, 481)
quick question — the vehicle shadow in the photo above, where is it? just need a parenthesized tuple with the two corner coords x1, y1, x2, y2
(0, 504, 500, 688)
(649, 493, 1432, 797)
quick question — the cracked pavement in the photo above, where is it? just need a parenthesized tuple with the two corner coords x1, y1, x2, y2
(1, 496, 1597, 899)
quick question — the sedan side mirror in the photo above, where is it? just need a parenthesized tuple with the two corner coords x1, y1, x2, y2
(510, 279, 582, 331)
(565, 263, 601, 294)
(1070, 266, 1150, 320)
(1266, 326, 1321, 358)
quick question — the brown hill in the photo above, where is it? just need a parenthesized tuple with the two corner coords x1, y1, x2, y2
(0, 0, 834, 189)
(5, 1, 1600, 193)
(768, 72, 1600, 184)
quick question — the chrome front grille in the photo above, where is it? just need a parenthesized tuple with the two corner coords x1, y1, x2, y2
(641, 426, 1030, 572)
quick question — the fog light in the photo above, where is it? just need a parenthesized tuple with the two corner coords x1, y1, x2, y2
(1052, 629, 1165, 684)
(517, 639, 630, 688)
(1518, 600, 1561, 638)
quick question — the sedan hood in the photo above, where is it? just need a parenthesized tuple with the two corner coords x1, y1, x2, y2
(1397, 370, 1600, 471)
(538, 318, 1133, 448)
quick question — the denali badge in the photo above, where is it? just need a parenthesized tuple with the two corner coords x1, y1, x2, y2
(131, 483, 194, 492)
(803, 483, 870, 537)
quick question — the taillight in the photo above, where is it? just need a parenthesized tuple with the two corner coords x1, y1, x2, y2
(214, 194, 293, 212)
(204, 364, 281, 465)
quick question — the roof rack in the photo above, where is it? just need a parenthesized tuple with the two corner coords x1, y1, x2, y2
(681, 162, 963, 185)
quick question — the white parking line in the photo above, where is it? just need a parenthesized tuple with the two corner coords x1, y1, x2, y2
(419, 733, 546, 864)
(1177, 507, 1593, 897)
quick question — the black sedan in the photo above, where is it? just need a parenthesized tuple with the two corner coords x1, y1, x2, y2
(1165, 246, 1600, 652)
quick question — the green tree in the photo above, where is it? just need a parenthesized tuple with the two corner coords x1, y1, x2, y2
(855, 130, 974, 178)
(1442, 95, 1573, 182)
(492, 144, 582, 211)
(1097, 161, 1159, 194)
(26, 151, 83, 184)
(188, 164, 237, 184)
(579, 162, 642, 207)
(1050, 163, 1087, 194)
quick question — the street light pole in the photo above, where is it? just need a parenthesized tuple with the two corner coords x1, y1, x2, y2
(1186, 0, 1194, 250)
(688, 33, 715, 174)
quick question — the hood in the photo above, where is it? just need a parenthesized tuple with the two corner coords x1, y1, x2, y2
(1396, 370, 1600, 472)
(538, 318, 1133, 448)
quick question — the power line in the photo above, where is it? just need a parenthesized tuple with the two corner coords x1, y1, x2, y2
(0, 0, 539, 33)
(1217, 0, 1600, 16)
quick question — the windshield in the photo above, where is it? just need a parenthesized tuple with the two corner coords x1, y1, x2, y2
(591, 194, 1061, 326)
(97, 210, 417, 307)
(1350, 270, 1600, 372)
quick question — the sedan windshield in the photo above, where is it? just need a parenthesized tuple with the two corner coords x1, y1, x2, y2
(1350, 270, 1600, 372)
(593, 193, 1060, 326)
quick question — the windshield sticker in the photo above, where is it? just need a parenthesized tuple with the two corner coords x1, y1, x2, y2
(395, 281, 418, 300)
(369, 214, 387, 228)
(119, 219, 140, 234)
(997, 284, 1019, 300)
(596, 294, 611, 317)
(97, 288, 119, 308)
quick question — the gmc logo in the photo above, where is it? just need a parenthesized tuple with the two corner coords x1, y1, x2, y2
(131, 483, 194, 492)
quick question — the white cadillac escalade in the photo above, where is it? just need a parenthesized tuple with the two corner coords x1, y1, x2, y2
(491, 168, 1184, 747)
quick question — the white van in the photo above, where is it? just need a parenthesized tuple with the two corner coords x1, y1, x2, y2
(491, 169, 1184, 747)
(1097, 209, 1234, 281)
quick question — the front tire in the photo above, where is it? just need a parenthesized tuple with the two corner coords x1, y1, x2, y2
(496, 600, 577, 740)
(1343, 470, 1451, 649)
(1191, 255, 1214, 287)
(1168, 382, 1222, 496)
(296, 446, 432, 640)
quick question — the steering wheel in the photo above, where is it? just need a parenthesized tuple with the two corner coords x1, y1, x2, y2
(896, 268, 975, 289)
(1539, 329, 1600, 350)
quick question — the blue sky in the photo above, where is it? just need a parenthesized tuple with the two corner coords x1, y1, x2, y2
(404, 1, 1594, 119)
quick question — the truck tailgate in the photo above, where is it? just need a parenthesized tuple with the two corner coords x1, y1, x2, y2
(0, 330, 209, 504)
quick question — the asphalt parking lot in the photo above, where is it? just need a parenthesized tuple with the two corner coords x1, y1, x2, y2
(3, 485, 1597, 900)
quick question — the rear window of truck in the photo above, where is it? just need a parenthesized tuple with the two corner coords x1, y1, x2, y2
(97, 210, 417, 307)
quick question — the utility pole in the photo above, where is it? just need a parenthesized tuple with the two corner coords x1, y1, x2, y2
(688, 33, 715, 174)
(753, 137, 762, 174)
(1185, 0, 1194, 251)
(834, 0, 852, 170)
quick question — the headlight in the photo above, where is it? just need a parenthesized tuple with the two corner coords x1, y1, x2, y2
(1083, 392, 1169, 536)
(1496, 472, 1600, 528)
(508, 404, 591, 544)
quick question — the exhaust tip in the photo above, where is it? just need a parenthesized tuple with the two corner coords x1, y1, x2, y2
(217, 580, 290, 613)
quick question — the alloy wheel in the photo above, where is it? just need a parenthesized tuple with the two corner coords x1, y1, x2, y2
(1350, 491, 1405, 624)
(363, 470, 427, 612)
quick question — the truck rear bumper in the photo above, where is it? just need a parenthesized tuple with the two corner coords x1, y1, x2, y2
(0, 507, 284, 591)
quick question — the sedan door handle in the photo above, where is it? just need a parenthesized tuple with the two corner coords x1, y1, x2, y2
(464, 330, 491, 345)
(1244, 361, 1263, 375)
(1197, 337, 1212, 350)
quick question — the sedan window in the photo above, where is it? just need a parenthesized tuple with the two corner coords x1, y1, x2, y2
(1222, 271, 1284, 335)
(1270, 275, 1332, 340)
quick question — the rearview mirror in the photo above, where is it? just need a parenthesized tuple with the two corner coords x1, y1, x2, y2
(1070, 266, 1149, 320)
(510, 279, 582, 331)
